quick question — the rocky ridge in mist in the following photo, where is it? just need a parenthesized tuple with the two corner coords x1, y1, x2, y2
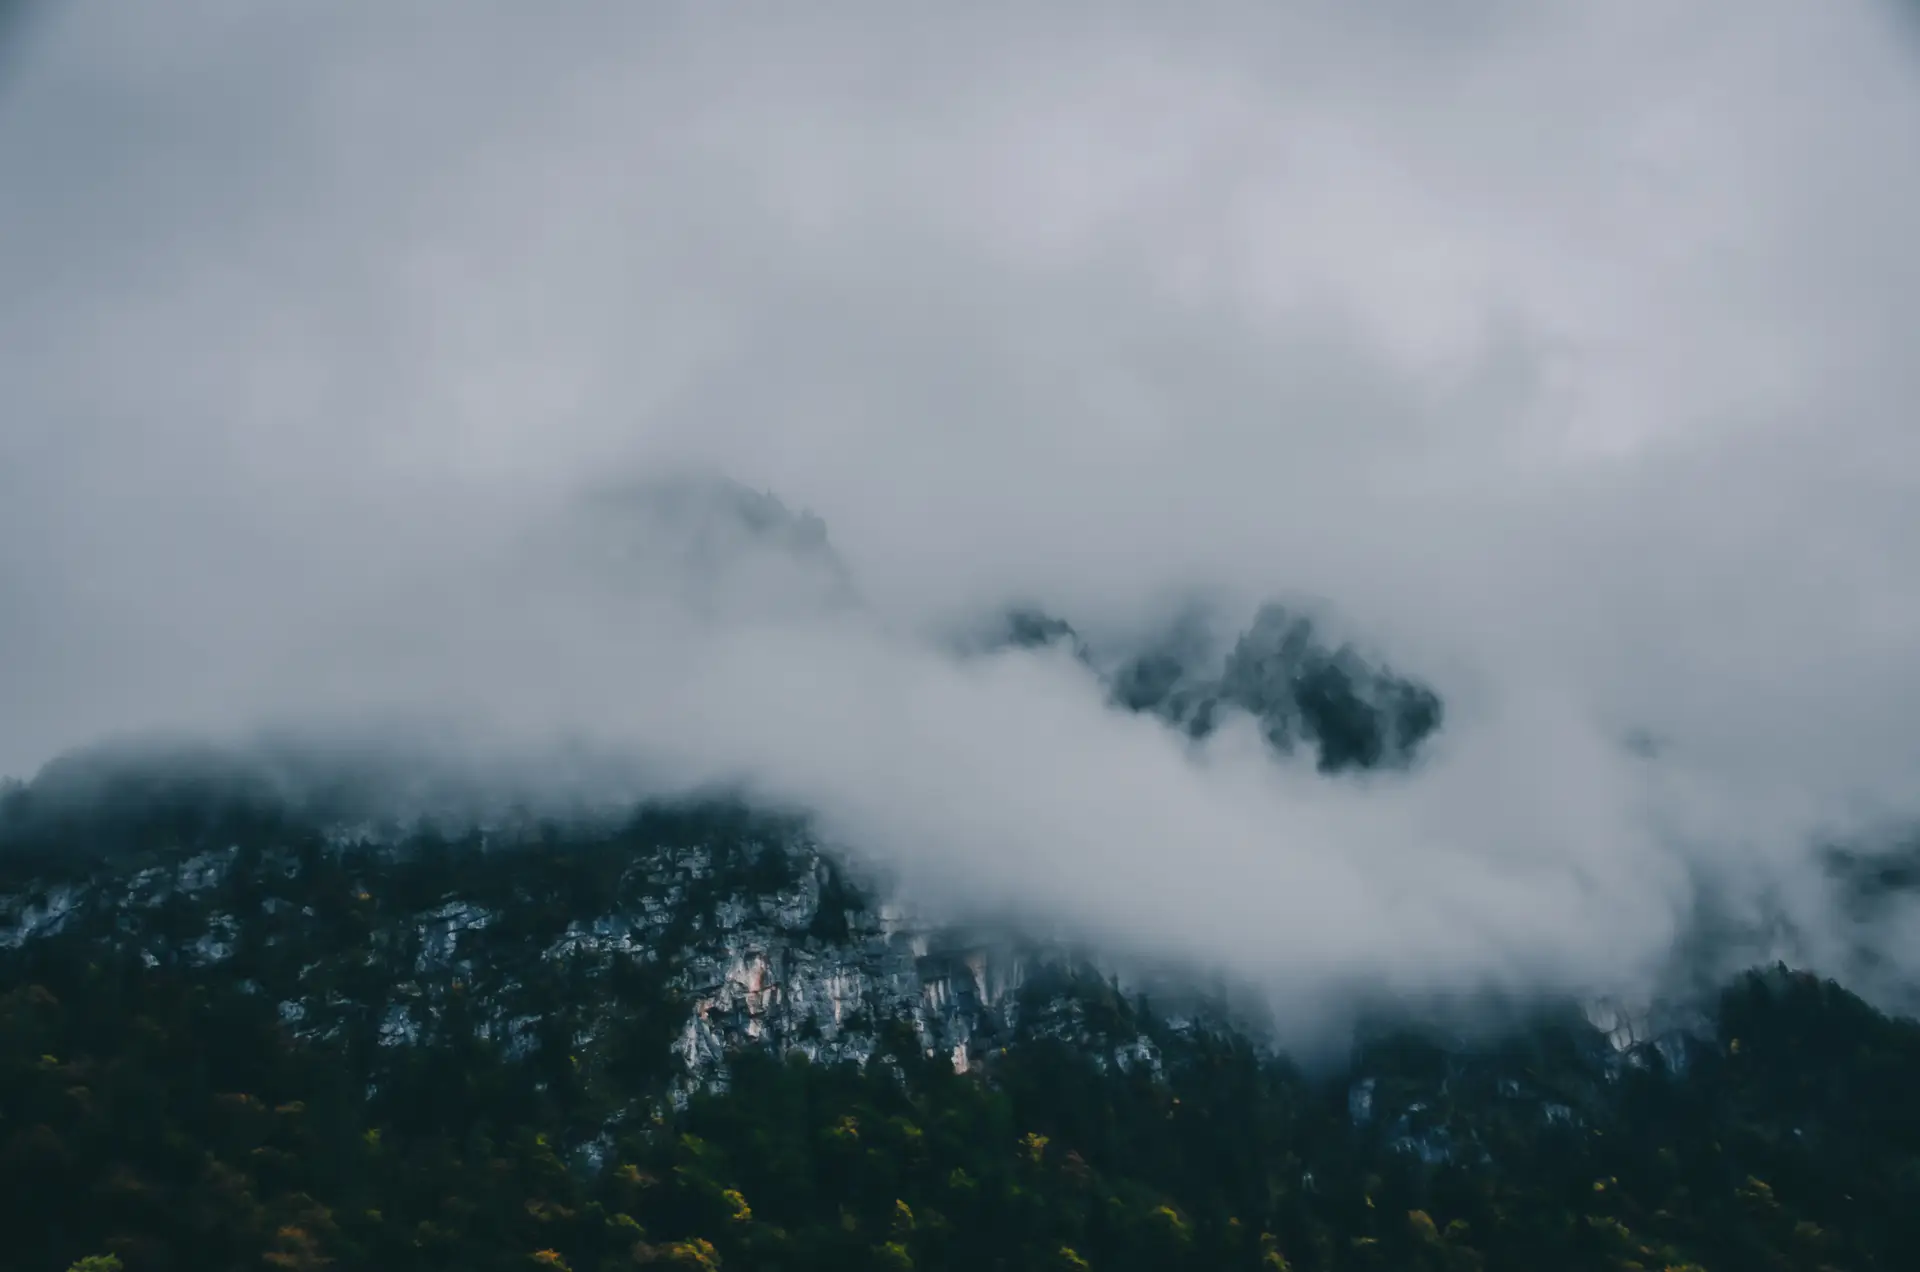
(6, 753, 1920, 1270)
(987, 600, 1444, 774)
(0, 754, 1751, 1141)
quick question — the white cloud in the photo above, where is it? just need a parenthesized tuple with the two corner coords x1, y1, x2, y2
(4, 0, 1920, 1016)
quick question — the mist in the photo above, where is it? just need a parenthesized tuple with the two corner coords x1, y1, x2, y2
(3, 1, 1920, 1022)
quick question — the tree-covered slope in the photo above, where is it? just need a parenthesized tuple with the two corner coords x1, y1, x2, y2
(4, 770, 1919, 1272)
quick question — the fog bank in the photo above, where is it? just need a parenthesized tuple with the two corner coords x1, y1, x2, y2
(3, 1, 1920, 1017)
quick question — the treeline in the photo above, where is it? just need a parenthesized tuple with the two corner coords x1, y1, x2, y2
(8, 930, 1920, 1270)
(3, 773, 1919, 1270)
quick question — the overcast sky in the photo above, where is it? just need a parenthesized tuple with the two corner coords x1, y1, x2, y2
(4, 1, 1919, 1020)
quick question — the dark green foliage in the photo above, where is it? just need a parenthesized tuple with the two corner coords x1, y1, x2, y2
(1216, 605, 1443, 773)
(1105, 603, 1444, 773)
(1109, 651, 1186, 714)
(1002, 608, 1084, 652)
(809, 860, 859, 944)
(0, 742, 301, 878)
(8, 932, 1919, 1270)
(2, 797, 1918, 1269)
(992, 607, 1097, 669)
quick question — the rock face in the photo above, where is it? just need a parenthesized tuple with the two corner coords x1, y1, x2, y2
(1583, 995, 1715, 1076)
(650, 851, 1047, 1094)
(0, 810, 1174, 1114)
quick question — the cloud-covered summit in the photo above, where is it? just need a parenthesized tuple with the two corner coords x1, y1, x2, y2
(3, 0, 1920, 1026)
(544, 471, 860, 621)
(981, 600, 1445, 775)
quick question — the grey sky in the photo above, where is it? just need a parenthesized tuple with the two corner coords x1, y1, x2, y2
(3, 1, 1919, 1019)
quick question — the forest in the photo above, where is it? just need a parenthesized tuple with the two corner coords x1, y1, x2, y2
(3, 780, 1919, 1271)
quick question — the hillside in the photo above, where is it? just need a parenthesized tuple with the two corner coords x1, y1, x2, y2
(5, 774, 1920, 1271)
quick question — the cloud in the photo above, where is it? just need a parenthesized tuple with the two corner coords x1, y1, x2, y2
(3, 0, 1920, 1019)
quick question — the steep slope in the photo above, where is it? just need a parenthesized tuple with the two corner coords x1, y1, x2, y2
(5, 766, 1920, 1270)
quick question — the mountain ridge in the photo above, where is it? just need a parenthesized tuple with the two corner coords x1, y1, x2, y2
(6, 763, 1920, 1269)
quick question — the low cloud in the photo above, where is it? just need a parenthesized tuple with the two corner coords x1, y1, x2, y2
(3, 0, 1919, 1022)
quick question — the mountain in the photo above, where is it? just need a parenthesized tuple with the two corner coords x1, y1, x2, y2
(550, 473, 860, 621)
(983, 601, 1444, 773)
(5, 757, 1920, 1271)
